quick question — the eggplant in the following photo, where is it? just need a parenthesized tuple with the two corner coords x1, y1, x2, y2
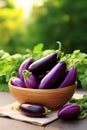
(58, 67, 77, 88)
(18, 58, 34, 80)
(23, 70, 39, 88)
(11, 77, 25, 87)
(19, 104, 51, 117)
(36, 70, 50, 81)
(58, 103, 81, 120)
(28, 52, 59, 75)
(38, 62, 67, 89)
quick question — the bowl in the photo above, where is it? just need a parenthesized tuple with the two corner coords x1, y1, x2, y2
(8, 77, 77, 110)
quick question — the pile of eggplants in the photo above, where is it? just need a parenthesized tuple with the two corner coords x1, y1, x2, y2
(10, 52, 79, 118)
(11, 51, 77, 89)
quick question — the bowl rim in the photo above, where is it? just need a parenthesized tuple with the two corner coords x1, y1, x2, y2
(8, 77, 77, 93)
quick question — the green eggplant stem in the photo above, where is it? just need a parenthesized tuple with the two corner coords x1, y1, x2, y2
(56, 41, 63, 58)
(78, 111, 87, 119)
(23, 70, 31, 78)
(44, 107, 51, 115)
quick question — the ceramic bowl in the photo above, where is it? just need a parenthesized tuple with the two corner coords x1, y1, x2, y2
(8, 77, 77, 110)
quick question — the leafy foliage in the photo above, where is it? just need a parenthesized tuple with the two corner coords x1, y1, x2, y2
(0, 49, 31, 91)
(60, 50, 87, 89)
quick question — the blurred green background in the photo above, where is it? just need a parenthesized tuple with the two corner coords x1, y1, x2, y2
(0, 0, 87, 54)
(0, 0, 87, 91)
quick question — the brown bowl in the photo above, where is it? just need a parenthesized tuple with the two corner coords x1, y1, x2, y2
(8, 77, 77, 110)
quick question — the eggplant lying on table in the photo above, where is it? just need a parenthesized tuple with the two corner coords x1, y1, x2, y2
(19, 104, 51, 117)
(58, 103, 81, 120)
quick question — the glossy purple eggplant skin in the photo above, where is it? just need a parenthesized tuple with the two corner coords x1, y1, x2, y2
(58, 67, 77, 88)
(29, 73, 39, 84)
(58, 103, 81, 120)
(11, 77, 25, 87)
(19, 104, 47, 117)
(38, 62, 67, 89)
(18, 58, 34, 80)
(28, 52, 59, 75)
(23, 70, 39, 88)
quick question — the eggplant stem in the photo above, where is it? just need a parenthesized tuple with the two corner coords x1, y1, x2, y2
(56, 41, 63, 59)
(78, 111, 87, 119)
(44, 107, 51, 115)
(57, 41, 61, 51)
(11, 104, 20, 110)
(23, 70, 31, 78)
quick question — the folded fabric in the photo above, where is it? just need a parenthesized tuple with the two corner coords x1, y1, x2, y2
(0, 102, 58, 126)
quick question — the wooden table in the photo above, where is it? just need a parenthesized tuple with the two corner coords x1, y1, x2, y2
(0, 90, 87, 130)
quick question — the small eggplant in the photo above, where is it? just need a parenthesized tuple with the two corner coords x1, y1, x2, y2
(19, 104, 51, 117)
(38, 62, 66, 89)
(58, 67, 77, 88)
(58, 103, 81, 120)
(18, 58, 34, 80)
(28, 52, 59, 75)
(23, 70, 39, 88)
(11, 77, 25, 87)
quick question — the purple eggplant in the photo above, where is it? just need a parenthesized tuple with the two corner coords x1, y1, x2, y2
(36, 70, 50, 81)
(19, 104, 51, 117)
(11, 77, 25, 87)
(18, 58, 34, 80)
(38, 62, 67, 89)
(58, 67, 77, 88)
(28, 52, 59, 75)
(23, 70, 39, 88)
(58, 103, 81, 120)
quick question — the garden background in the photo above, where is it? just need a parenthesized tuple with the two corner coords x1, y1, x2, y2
(0, 0, 87, 54)
(0, 0, 87, 91)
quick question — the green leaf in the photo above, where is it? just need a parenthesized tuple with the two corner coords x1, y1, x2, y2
(80, 78, 87, 89)
(33, 43, 43, 54)
(0, 83, 9, 92)
(32, 43, 44, 60)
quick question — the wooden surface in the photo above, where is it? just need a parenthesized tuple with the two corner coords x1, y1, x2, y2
(0, 90, 87, 130)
